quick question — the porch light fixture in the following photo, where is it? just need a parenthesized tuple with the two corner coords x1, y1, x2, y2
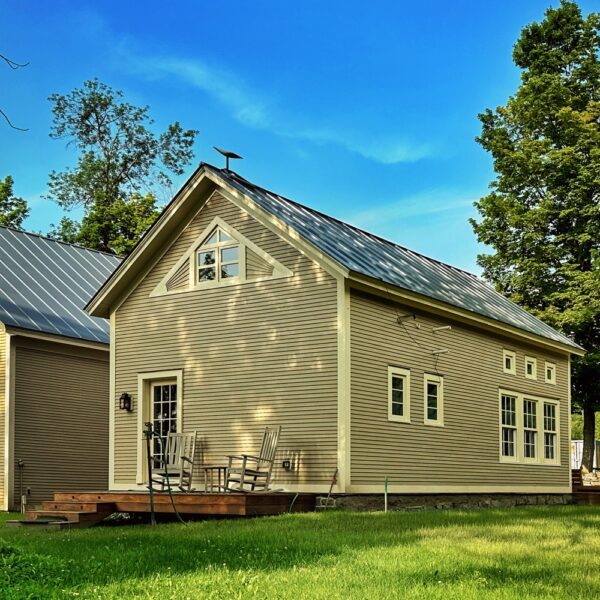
(119, 392, 133, 412)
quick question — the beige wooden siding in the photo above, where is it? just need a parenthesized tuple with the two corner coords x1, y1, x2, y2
(114, 191, 338, 488)
(350, 290, 570, 490)
(0, 327, 5, 508)
(12, 338, 109, 507)
(165, 262, 189, 291)
(246, 248, 274, 278)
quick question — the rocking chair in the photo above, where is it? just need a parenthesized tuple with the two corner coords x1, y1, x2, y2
(151, 431, 198, 491)
(226, 426, 281, 492)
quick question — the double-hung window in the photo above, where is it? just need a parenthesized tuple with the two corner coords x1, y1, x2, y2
(388, 367, 410, 423)
(543, 402, 558, 461)
(523, 399, 538, 460)
(423, 374, 443, 426)
(500, 394, 517, 460)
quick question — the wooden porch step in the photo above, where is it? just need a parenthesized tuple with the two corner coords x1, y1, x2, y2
(5, 519, 71, 530)
(11, 502, 117, 528)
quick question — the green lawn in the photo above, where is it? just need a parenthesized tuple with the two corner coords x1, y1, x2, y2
(1, 506, 600, 599)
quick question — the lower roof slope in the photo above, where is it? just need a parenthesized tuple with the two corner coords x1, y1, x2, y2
(206, 164, 581, 351)
(0, 226, 121, 344)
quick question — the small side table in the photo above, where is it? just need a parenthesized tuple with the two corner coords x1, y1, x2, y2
(202, 465, 228, 493)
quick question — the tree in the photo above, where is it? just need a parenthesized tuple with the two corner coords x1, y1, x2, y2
(47, 79, 198, 254)
(0, 176, 29, 228)
(471, 1, 600, 469)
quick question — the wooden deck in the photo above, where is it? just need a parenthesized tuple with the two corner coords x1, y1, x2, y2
(7, 490, 317, 528)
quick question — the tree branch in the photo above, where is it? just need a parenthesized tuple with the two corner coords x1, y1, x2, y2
(0, 108, 28, 131)
(0, 53, 29, 69)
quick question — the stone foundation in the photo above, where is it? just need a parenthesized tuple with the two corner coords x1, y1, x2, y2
(325, 493, 573, 512)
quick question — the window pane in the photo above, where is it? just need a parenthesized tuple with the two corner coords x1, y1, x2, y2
(427, 407, 438, 421)
(501, 395, 516, 426)
(199, 266, 216, 281)
(524, 430, 536, 458)
(392, 377, 403, 392)
(219, 229, 232, 242)
(221, 263, 240, 279)
(205, 232, 218, 245)
(524, 400, 537, 429)
(391, 401, 403, 416)
(392, 389, 403, 404)
(502, 427, 515, 457)
(527, 362, 533, 375)
(198, 250, 215, 266)
(221, 246, 239, 262)
(544, 433, 556, 460)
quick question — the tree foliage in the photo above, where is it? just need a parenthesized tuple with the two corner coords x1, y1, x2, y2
(0, 175, 29, 228)
(471, 1, 600, 464)
(47, 79, 198, 254)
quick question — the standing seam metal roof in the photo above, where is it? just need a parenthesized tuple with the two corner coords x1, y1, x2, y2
(205, 164, 580, 350)
(0, 226, 121, 343)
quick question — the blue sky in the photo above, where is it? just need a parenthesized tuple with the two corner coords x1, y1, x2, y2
(1, 1, 595, 272)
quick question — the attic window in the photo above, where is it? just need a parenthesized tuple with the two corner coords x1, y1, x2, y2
(196, 227, 242, 284)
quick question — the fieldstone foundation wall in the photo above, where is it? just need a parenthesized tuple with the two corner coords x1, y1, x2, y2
(325, 493, 573, 512)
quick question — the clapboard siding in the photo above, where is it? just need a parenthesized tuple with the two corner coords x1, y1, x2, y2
(350, 290, 570, 489)
(246, 248, 274, 278)
(165, 262, 189, 291)
(0, 327, 5, 508)
(114, 191, 338, 487)
(12, 339, 109, 507)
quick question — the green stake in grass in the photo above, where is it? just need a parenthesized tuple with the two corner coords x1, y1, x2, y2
(384, 476, 388, 513)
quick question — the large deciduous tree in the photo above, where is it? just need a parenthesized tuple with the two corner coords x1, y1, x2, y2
(471, 1, 600, 469)
(47, 79, 198, 254)
(0, 175, 29, 228)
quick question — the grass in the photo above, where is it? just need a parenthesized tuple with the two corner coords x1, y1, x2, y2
(1, 507, 600, 599)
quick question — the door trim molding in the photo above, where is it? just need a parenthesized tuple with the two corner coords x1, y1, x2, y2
(135, 370, 183, 484)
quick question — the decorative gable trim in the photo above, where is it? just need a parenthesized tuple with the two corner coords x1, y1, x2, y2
(150, 216, 293, 298)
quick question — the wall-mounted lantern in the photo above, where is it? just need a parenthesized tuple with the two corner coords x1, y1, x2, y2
(119, 392, 133, 412)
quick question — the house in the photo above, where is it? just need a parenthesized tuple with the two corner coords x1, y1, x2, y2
(86, 163, 584, 496)
(0, 227, 120, 510)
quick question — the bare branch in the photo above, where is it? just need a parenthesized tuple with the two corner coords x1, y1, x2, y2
(0, 53, 29, 69)
(0, 108, 28, 131)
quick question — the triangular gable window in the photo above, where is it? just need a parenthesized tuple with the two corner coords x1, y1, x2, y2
(151, 216, 293, 297)
(196, 227, 242, 284)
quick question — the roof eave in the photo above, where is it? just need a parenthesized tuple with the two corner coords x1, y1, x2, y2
(348, 272, 585, 356)
(85, 165, 215, 317)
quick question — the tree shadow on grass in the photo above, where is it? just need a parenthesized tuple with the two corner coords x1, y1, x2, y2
(3, 506, 600, 597)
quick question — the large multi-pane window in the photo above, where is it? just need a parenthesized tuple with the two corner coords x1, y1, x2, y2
(499, 391, 559, 465)
(388, 367, 410, 423)
(423, 374, 444, 426)
(501, 394, 517, 459)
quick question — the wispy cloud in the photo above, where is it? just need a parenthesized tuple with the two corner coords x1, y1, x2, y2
(345, 188, 476, 229)
(122, 53, 434, 165)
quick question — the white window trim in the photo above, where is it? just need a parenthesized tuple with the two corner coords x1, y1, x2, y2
(498, 389, 561, 466)
(423, 373, 444, 427)
(525, 356, 537, 380)
(502, 349, 516, 375)
(544, 361, 557, 385)
(150, 216, 292, 298)
(194, 227, 247, 288)
(388, 366, 411, 423)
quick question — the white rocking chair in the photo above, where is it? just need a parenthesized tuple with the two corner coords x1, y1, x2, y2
(151, 431, 198, 491)
(226, 426, 281, 492)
